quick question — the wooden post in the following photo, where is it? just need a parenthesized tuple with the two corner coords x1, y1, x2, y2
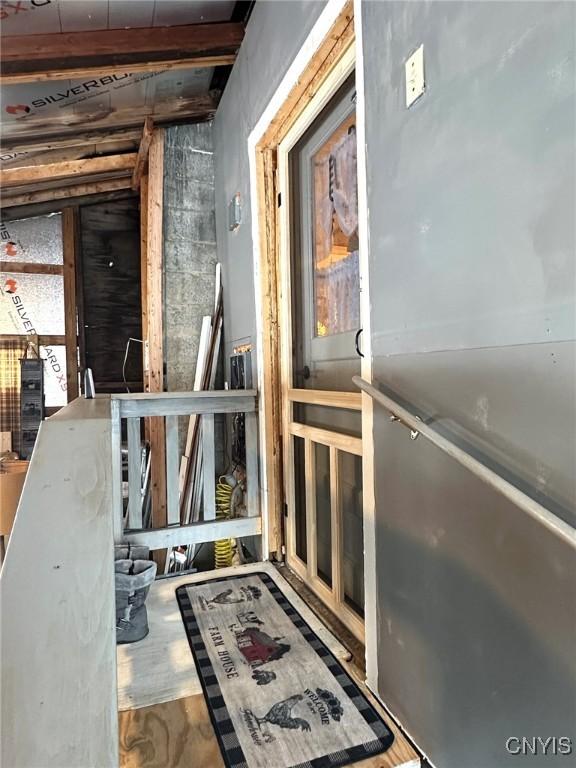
(143, 129, 166, 567)
(62, 207, 79, 401)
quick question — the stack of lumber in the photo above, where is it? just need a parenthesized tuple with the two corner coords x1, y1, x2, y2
(166, 265, 222, 572)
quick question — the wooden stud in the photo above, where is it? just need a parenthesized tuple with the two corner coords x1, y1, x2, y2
(140, 175, 149, 387)
(131, 118, 154, 192)
(1, 23, 244, 84)
(0, 154, 136, 188)
(145, 129, 166, 565)
(62, 207, 79, 401)
(254, 148, 284, 556)
(0, 261, 62, 275)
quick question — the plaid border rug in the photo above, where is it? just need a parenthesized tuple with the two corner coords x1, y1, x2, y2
(176, 572, 394, 768)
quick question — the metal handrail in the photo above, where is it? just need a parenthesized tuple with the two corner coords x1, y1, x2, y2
(352, 375, 576, 549)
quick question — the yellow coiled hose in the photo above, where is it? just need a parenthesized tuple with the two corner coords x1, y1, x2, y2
(214, 479, 234, 568)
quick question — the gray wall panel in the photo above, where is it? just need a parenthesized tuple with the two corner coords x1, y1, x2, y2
(362, 1, 576, 765)
(213, 0, 327, 377)
(373, 419, 576, 766)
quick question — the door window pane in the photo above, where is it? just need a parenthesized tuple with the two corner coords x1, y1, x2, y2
(312, 112, 360, 338)
(293, 436, 307, 563)
(340, 451, 364, 617)
(315, 442, 332, 587)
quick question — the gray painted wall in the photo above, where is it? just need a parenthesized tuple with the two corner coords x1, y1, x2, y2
(361, 1, 576, 765)
(213, 0, 576, 765)
(214, 0, 327, 378)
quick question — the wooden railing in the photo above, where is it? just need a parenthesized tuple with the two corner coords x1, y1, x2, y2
(0, 390, 262, 766)
(110, 389, 261, 552)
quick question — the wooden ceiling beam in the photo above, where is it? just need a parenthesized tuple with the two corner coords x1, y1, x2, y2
(0, 22, 244, 84)
(1, 128, 143, 155)
(131, 118, 154, 191)
(0, 154, 136, 188)
(0, 177, 133, 209)
(0, 95, 217, 143)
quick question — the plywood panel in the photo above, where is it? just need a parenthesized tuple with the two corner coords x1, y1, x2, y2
(0, 398, 118, 767)
(119, 695, 225, 768)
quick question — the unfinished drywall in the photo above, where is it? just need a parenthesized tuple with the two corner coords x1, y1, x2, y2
(214, 0, 327, 381)
(359, 1, 576, 765)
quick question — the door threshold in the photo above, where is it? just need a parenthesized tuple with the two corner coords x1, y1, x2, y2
(274, 560, 365, 674)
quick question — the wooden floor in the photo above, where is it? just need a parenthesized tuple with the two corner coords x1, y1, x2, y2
(118, 562, 421, 768)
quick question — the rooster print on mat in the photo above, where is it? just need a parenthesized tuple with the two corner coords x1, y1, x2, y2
(242, 687, 344, 744)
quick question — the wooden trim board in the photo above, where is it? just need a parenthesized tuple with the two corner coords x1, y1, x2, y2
(353, 0, 378, 692)
(288, 388, 362, 410)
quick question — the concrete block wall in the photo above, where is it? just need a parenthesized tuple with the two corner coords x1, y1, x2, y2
(163, 122, 225, 470)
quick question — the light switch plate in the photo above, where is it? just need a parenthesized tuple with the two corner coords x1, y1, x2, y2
(405, 44, 425, 107)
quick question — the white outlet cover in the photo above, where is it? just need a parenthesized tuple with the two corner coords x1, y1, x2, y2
(405, 44, 425, 107)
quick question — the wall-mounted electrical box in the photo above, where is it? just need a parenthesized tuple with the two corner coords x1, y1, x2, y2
(230, 349, 252, 390)
(230, 350, 252, 465)
(20, 358, 44, 460)
(405, 44, 425, 107)
(228, 192, 242, 232)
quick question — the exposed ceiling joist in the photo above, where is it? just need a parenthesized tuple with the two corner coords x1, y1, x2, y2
(1, 128, 143, 156)
(0, 22, 244, 84)
(1, 94, 218, 143)
(131, 118, 154, 191)
(0, 154, 137, 188)
(0, 177, 133, 209)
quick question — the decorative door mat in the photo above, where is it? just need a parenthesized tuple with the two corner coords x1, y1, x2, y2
(176, 572, 394, 768)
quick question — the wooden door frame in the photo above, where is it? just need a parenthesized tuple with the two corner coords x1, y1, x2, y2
(248, 0, 355, 562)
(250, 0, 380, 664)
